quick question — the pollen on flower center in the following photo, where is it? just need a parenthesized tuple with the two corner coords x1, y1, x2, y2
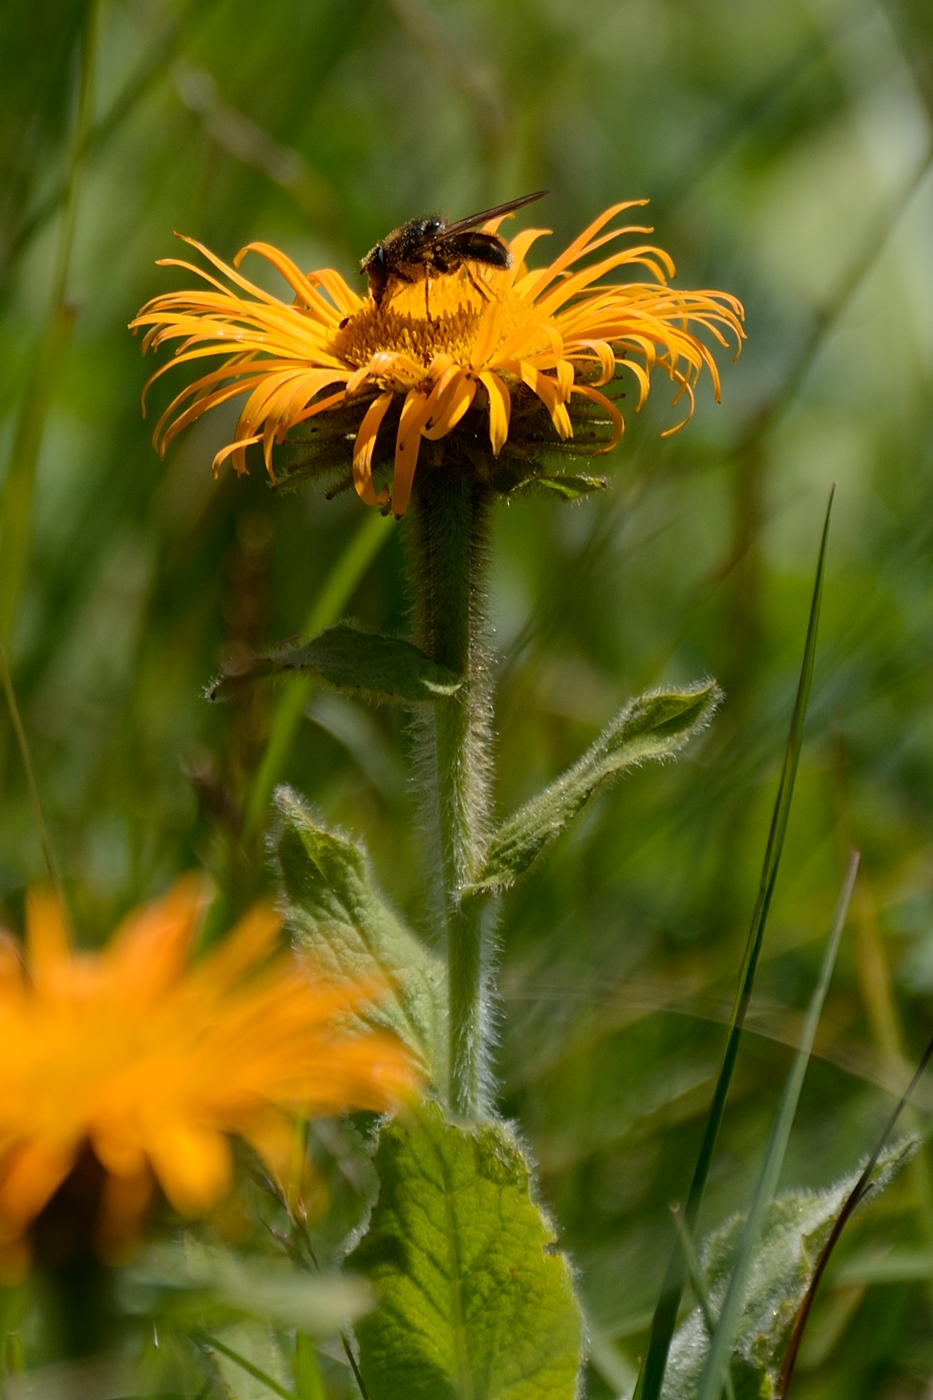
(329, 276, 544, 377)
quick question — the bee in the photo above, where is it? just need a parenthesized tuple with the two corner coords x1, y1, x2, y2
(360, 190, 548, 313)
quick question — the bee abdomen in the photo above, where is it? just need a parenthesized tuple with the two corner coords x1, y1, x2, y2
(440, 231, 512, 271)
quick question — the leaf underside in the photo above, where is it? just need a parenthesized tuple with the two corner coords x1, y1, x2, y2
(211, 622, 463, 705)
(511, 473, 609, 500)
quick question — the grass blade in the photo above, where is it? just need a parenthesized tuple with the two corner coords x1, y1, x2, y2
(294, 1333, 326, 1400)
(197, 1333, 294, 1400)
(0, 0, 97, 641)
(779, 1027, 933, 1397)
(635, 489, 833, 1400)
(696, 849, 859, 1400)
(670, 1205, 736, 1400)
(244, 508, 393, 838)
(0, 638, 68, 923)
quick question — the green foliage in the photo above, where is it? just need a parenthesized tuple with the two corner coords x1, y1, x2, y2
(638, 506, 830, 1400)
(656, 1140, 918, 1400)
(348, 1100, 583, 1400)
(3, 0, 933, 1393)
(128, 1239, 371, 1336)
(468, 682, 721, 894)
(510, 474, 609, 501)
(211, 622, 463, 705)
(696, 847, 856, 1400)
(275, 787, 447, 1084)
(208, 1323, 293, 1400)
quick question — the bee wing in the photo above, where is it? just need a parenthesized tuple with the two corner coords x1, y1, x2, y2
(430, 190, 548, 243)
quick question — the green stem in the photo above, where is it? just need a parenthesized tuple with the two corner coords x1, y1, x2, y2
(409, 471, 493, 1121)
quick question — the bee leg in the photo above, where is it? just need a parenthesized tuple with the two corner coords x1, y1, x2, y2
(465, 266, 492, 302)
(425, 278, 434, 324)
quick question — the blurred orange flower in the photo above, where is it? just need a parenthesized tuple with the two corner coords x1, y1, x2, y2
(131, 202, 744, 518)
(0, 879, 414, 1272)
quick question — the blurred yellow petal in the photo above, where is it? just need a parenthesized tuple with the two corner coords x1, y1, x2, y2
(0, 878, 418, 1257)
(25, 890, 71, 997)
(106, 874, 207, 1001)
(0, 1142, 76, 1232)
(148, 1125, 232, 1215)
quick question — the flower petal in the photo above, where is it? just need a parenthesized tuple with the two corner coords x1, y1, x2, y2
(571, 383, 625, 453)
(423, 370, 477, 441)
(478, 371, 511, 455)
(392, 390, 433, 518)
(353, 392, 394, 507)
(147, 1124, 232, 1215)
(0, 1141, 76, 1233)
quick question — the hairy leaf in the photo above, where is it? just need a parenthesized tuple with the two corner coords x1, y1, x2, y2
(654, 1139, 917, 1400)
(276, 787, 446, 1083)
(348, 1101, 583, 1400)
(513, 473, 609, 500)
(210, 622, 463, 705)
(469, 682, 720, 894)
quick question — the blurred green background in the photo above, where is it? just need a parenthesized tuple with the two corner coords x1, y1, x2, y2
(4, 0, 933, 1393)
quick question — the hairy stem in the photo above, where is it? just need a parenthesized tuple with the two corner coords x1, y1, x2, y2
(408, 470, 494, 1120)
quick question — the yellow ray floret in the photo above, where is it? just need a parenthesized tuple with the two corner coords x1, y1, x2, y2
(0, 878, 415, 1270)
(131, 203, 744, 517)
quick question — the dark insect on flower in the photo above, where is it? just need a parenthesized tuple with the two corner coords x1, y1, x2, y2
(360, 190, 549, 310)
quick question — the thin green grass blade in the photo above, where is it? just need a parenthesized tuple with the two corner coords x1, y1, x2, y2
(635, 490, 833, 1400)
(3, 0, 214, 278)
(244, 508, 394, 838)
(0, 638, 68, 924)
(670, 1205, 736, 1400)
(197, 1333, 294, 1400)
(0, 304, 74, 640)
(696, 848, 859, 1400)
(0, 1, 97, 641)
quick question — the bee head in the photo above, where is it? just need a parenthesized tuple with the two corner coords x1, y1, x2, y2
(361, 242, 389, 306)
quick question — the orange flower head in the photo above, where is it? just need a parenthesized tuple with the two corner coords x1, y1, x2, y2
(0, 878, 415, 1274)
(131, 202, 744, 517)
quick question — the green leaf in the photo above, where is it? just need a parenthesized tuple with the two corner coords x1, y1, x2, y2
(275, 787, 446, 1084)
(512, 473, 609, 500)
(656, 1139, 917, 1400)
(348, 1101, 583, 1400)
(210, 622, 463, 705)
(468, 681, 720, 894)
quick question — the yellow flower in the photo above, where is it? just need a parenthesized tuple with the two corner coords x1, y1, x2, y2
(0, 879, 415, 1272)
(131, 202, 744, 517)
